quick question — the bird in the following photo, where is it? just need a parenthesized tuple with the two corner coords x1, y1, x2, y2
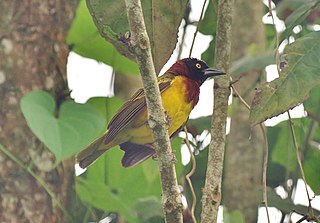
(77, 58, 225, 168)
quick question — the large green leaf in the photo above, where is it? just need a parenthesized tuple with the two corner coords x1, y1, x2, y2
(278, 0, 320, 42)
(86, 0, 187, 73)
(303, 86, 320, 114)
(20, 91, 106, 163)
(201, 39, 216, 68)
(78, 148, 163, 222)
(303, 146, 320, 192)
(77, 138, 184, 222)
(269, 119, 309, 172)
(199, 0, 217, 35)
(250, 31, 320, 125)
(199, 0, 217, 66)
(223, 208, 245, 223)
(266, 125, 287, 187)
(87, 96, 124, 122)
(267, 117, 320, 192)
(67, 0, 139, 75)
(76, 178, 140, 223)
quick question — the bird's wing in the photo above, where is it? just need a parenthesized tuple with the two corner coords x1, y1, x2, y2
(103, 73, 175, 145)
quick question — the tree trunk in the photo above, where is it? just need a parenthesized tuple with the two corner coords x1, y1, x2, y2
(0, 1, 78, 222)
(223, 1, 265, 222)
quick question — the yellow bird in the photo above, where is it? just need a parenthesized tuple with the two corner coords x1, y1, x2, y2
(77, 58, 225, 168)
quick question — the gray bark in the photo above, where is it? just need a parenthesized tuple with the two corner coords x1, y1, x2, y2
(0, 1, 78, 222)
(223, 1, 265, 222)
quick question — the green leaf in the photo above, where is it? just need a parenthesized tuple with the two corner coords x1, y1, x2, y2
(303, 86, 320, 114)
(276, 0, 316, 15)
(86, 0, 187, 73)
(77, 149, 162, 222)
(266, 125, 287, 187)
(269, 119, 310, 171)
(199, 0, 217, 35)
(20, 91, 106, 163)
(201, 39, 215, 68)
(76, 178, 140, 223)
(250, 31, 320, 125)
(279, 0, 320, 42)
(223, 208, 245, 223)
(80, 147, 162, 208)
(67, 0, 139, 75)
(303, 148, 320, 192)
(229, 51, 275, 76)
(87, 96, 124, 122)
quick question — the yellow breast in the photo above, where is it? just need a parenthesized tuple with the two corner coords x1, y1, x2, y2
(127, 76, 199, 145)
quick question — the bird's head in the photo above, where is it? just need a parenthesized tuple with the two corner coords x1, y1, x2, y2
(167, 58, 225, 85)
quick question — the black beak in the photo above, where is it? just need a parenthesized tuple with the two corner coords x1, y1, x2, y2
(204, 67, 226, 77)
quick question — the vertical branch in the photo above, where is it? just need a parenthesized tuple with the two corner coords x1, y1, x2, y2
(200, 0, 233, 222)
(124, 0, 183, 222)
(260, 124, 271, 223)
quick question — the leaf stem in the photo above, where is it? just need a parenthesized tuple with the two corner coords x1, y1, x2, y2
(184, 126, 197, 223)
(259, 124, 271, 223)
(189, 0, 208, 58)
(287, 112, 314, 218)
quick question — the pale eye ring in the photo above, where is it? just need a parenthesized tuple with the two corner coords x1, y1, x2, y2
(195, 63, 201, 69)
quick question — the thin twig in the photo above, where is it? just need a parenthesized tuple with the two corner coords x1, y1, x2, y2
(182, 1, 209, 221)
(287, 111, 314, 215)
(231, 84, 250, 110)
(260, 124, 271, 223)
(0, 144, 73, 222)
(189, 0, 208, 58)
(184, 126, 197, 223)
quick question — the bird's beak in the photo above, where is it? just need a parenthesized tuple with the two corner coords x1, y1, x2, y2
(204, 67, 226, 77)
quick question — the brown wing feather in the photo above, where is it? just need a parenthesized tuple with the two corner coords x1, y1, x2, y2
(103, 74, 174, 145)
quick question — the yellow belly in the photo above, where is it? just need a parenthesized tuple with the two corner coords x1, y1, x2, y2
(127, 76, 195, 144)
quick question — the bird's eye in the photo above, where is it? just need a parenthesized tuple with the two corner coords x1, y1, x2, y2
(195, 63, 202, 69)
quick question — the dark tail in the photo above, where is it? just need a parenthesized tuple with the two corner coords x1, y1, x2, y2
(77, 136, 108, 168)
(120, 142, 155, 167)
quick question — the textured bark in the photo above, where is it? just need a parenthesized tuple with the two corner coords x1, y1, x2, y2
(0, 1, 78, 222)
(200, 0, 233, 222)
(223, 0, 265, 222)
(125, 0, 183, 222)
